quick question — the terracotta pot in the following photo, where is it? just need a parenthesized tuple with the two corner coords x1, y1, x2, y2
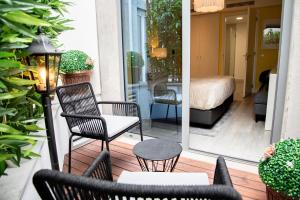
(266, 187, 294, 200)
(60, 70, 92, 85)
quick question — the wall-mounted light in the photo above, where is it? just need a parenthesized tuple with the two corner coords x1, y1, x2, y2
(151, 48, 167, 59)
(194, 0, 225, 13)
(236, 16, 244, 21)
(150, 37, 159, 48)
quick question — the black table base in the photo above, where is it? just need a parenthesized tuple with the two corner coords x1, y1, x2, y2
(136, 154, 180, 172)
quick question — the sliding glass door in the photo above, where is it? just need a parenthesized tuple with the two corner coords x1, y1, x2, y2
(121, 0, 182, 142)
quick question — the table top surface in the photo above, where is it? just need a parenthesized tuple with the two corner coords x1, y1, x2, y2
(133, 139, 182, 161)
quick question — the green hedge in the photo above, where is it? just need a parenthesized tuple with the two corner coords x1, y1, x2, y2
(259, 139, 300, 198)
(60, 50, 94, 73)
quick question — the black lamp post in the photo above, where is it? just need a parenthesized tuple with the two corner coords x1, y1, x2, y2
(26, 32, 62, 170)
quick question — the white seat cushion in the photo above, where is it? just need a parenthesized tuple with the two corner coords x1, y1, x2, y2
(71, 115, 139, 138)
(117, 171, 209, 185)
(154, 93, 182, 104)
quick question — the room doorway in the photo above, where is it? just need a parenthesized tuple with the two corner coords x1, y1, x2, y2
(224, 13, 249, 100)
(188, 1, 282, 162)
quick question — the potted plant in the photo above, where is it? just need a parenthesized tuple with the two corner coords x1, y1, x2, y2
(127, 51, 144, 84)
(59, 50, 94, 85)
(259, 139, 300, 200)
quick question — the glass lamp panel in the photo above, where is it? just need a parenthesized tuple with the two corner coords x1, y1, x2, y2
(48, 55, 60, 91)
(30, 55, 47, 92)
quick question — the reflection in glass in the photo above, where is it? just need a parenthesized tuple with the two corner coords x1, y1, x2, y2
(122, 0, 182, 142)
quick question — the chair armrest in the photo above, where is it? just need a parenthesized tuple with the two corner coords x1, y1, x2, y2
(61, 112, 106, 121)
(60, 112, 108, 138)
(154, 89, 178, 101)
(97, 101, 141, 118)
(83, 150, 113, 181)
(213, 156, 233, 186)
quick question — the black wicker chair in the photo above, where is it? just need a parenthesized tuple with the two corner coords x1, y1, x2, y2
(33, 151, 242, 200)
(150, 81, 182, 124)
(56, 82, 143, 173)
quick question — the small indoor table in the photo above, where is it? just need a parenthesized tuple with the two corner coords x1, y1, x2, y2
(133, 139, 182, 172)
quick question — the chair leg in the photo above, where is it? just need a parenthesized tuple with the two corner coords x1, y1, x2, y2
(166, 104, 170, 120)
(68, 135, 73, 173)
(150, 103, 153, 119)
(139, 123, 144, 141)
(175, 105, 178, 125)
(106, 140, 110, 151)
(101, 140, 104, 151)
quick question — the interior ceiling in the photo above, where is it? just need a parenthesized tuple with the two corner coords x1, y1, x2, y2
(225, 14, 248, 24)
(191, 0, 282, 12)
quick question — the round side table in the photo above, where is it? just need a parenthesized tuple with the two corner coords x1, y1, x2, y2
(133, 139, 182, 172)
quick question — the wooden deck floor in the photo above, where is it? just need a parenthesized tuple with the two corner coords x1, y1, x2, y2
(64, 140, 267, 200)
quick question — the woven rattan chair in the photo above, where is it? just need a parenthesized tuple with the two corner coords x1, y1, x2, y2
(33, 151, 242, 200)
(150, 81, 182, 124)
(56, 82, 143, 173)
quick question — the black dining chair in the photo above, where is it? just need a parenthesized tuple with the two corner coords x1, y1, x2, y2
(56, 82, 143, 173)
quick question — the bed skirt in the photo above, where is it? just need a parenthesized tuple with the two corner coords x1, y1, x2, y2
(190, 95, 233, 128)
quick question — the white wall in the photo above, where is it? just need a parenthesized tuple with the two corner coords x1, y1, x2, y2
(58, 0, 101, 94)
(54, 0, 101, 169)
(234, 22, 248, 80)
(281, 0, 300, 139)
(95, 0, 124, 103)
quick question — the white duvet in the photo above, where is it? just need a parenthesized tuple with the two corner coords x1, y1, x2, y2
(190, 76, 235, 110)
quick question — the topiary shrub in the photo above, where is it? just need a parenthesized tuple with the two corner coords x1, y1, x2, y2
(127, 51, 144, 68)
(259, 139, 300, 198)
(60, 50, 94, 73)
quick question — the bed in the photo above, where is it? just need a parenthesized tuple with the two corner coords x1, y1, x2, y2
(190, 76, 235, 127)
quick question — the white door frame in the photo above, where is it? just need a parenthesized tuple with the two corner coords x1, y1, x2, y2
(181, 0, 190, 149)
(271, 0, 294, 143)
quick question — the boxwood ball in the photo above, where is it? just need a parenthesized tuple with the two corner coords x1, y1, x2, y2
(60, 50, 94, 73)
(259, 139, 300, 198)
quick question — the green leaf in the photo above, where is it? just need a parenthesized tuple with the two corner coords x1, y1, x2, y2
(2, 11, 51, 26)
(2, 77, 37, 86)
(23, 151, 40, 158)
(0, 90, 27, 100)
(0, 42, 28, 50)
(0, 123, 22, 134)
(0, 5, 34, 12)
(0, 107, 17, 117)
(0, 18, 36, 38)
(12, 0, 51, 9)
(0, 59, 21, 69)
(21, 117, 43, 124)
(0, 0, 12, 5)
(0, 80, 7, 89)
(0, 135, 39, 144)
(0, 154, 14, 162)
(21, 124, 44, 131)
(27, 97, 42, 107)
(0, 161, 7, 176)
(0, 51, 15, 58)
(0, 139, 29, 146)
(1, 34, 32, 43)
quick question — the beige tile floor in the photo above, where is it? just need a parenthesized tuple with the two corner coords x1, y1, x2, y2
(189, 96, 271, 162)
